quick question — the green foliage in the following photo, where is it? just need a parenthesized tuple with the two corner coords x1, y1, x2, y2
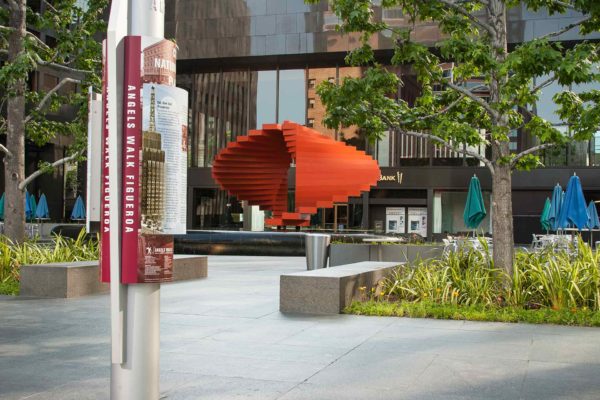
(381, 239, 600, 312)
(306, 0, 600, 171)
(0, 0, 108, 154)
(0, 230, 99, 295)
(345, 300, 600, 327)
(384, 242, 502, 306)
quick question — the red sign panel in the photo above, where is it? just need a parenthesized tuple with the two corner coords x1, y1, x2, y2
(121, 36, 143, 284)
(100, 41, 111, 283)
(137, 234, 174, 283)
(100, 35, 182, 284)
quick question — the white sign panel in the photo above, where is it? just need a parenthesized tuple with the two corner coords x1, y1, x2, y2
(385, 207, 405, 234)
(407, 207, 427, 238)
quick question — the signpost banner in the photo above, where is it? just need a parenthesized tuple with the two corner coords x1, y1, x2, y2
(100, 41, 111, 283)
(118, 35, 187, 284)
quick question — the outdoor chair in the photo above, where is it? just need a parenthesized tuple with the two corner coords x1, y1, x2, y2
(442, 238, 455, 258)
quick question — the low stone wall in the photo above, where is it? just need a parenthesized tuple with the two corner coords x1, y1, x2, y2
(330, 244, 444, 267)
(280, 261, 400, 314)
(20, 255, 208, 298)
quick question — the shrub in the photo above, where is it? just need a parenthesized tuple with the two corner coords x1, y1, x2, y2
(0, 230, 99, 295)
(383, 238, 600, 311)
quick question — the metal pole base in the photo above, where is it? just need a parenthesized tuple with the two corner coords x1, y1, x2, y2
(111, 283, 160, 400)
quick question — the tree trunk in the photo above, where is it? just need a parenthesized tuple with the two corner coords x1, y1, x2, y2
(4, 0, 27, 243)
(486, 0, 514, 274)
(491, 161, 514, 274)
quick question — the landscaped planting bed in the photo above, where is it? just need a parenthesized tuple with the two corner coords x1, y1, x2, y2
(0, 231, 98, 295)
(346, 239, 600, 327)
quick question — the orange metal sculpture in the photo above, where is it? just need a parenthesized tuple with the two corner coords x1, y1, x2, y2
(212, 121, 380, 226)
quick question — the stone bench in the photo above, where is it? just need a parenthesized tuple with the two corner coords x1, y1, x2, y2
(20, 255, 208, 298)
(280, 261, 400, 315)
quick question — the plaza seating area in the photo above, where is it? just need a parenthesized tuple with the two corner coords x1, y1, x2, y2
(280, 261, 399, 314)
(442, 236, 493, 257)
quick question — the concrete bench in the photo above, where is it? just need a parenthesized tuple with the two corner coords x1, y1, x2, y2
(20, 255, 208, 298)
(280, 261, 400, 315)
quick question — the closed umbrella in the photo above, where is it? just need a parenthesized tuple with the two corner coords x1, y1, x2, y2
(588, 201, 600, 245)
(28, 194, 37, 221)
(463, 175, 487, 230)
(25, 191, 32, 220)
(540, 197, 552, 232)
(35, 193, 50, 219)
(587, 201, 600, 229)
(70, 195, 86, 220)
(557, 174, 589, 230)
(0, 193, 4, 220)
(548, 184, 563, 231)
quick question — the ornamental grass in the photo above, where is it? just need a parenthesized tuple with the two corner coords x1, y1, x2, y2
(0, 230, 98, 295)
(381, 238, 600, 312)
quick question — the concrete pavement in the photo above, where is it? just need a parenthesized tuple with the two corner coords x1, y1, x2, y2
(1, 256, 600, 399)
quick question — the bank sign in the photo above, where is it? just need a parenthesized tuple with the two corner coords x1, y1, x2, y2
(100, 36, 188, 284)
(378, 170, 404, 185)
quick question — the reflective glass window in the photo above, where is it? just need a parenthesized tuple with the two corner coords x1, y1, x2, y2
(278, 69, 306, 124)
(535, 76, 566, 124)
(256, 70, 277, 127)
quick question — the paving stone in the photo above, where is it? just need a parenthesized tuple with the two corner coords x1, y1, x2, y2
(1, 255, 600, 400)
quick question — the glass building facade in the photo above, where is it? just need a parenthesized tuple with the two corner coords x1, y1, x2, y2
(167, 0, 600, 242)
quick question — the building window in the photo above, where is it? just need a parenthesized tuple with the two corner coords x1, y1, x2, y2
(307, 118, 314, 128)
(308, 79, 316, 89)
(278, 69, 306, 124)
(256, 70, 277, 128)
(308, 98, 315, 109)
(327, 77, 335, 83)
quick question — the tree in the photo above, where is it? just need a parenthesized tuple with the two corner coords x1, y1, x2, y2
(306, 0, 600, 274)
(0, 0, 107, 242)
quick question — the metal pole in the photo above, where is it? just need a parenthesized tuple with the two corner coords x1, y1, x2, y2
(110, 1, 164, 399)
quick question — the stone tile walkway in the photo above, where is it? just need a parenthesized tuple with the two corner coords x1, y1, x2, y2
(1, 256, 600, 399)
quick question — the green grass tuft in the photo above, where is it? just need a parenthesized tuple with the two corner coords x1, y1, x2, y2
(345, 300, 600, 327)
(0, 230, 99, 296)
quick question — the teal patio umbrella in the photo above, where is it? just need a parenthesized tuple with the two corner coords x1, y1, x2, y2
(35, 193, 50, 219)
(25, 191, 32, 220)
(28, 193, 37, 221)
(557, 174, 589, 230)
(463, 175, 487, 230)
(587, 201, 600, 230)
(70, 195, 86, 220)
(548, 184, 563, 231)
(0, 193, 4, 220)
(540, 197, 552, 232)
(587, 201, 600, 246)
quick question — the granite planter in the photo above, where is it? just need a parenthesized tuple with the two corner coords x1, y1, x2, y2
(330, 243, 444, 266)
(329, 243, 370, 267)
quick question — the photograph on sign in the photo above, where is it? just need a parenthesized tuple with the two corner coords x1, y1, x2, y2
(141, 84, 188, 234)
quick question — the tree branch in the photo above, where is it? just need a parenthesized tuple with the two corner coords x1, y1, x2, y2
(401, 128, 495, 174)
(24, 77, 81, 124)
(551, 1, 578, 11)
(376, 106, 494, 173)
(415, 95, 465, 121)
(33, 54, 92, 76)
(510, 143, 556, 168)
(445, 80, 498, 118)
(41, 0, 58, 13)
(437, 0, 496, 36)
(0, 144, 14, 159)
(18, 150, 83, 191)
(531, 75, 557, 94)
(538, 16, 592, 41)
(0, 26, 49, 52)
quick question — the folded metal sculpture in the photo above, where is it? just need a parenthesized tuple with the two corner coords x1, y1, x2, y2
(212, 121, 380, 226)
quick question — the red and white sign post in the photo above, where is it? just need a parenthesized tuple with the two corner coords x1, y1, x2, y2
(102, 1, 187, 398)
